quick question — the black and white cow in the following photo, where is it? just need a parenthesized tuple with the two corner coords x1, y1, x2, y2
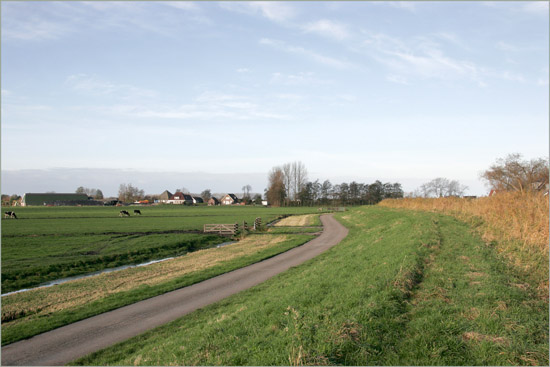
(4, 211, 17, 219)
(133, 209, 142, 215)
(119, 210, 130, 217)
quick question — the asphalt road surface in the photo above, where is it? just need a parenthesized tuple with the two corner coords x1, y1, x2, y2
(2, 214, 348, 366)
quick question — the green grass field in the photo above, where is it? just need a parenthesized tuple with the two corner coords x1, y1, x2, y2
(73, 206, 548, 366)
(1, 205, 319, 293)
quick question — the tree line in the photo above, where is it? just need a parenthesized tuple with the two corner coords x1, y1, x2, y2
(266, 161, 403, 207)
(409, 153, 549, 198)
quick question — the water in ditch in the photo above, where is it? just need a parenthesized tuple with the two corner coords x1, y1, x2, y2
(2, 241, 236, 297)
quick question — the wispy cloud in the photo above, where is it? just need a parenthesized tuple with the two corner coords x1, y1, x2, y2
(219, 1, 297, 23)
(65, 74, 158, 100)
(521, 1, 549, 15)
(483, 1, 549, 16)
(387, 1, 417, 12)
(260, 38, 353, 69)
(301, 19, 350, 41)
(269, 72, 328, 86)
(159, 1, 200, 12)
(1, 2, 73, 41)
(2, 1, 208, 42)
(109, 90, 290, 121)
(361, 31, 531, 86)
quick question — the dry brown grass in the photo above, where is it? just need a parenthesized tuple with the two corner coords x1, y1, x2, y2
(462, 331, 509, 346)
(275, 215, 316, 227)
(379, 191, 549, 298)
(1, 235, 290, 326)
(380, 191, 549, 254)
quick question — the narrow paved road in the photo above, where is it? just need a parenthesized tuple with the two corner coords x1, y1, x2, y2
(2, 214, 348, 366)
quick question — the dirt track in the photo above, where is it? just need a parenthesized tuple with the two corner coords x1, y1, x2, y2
(1, 214, 348, 366)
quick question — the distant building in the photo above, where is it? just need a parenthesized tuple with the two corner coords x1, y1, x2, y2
(193, 197, 204, 204)
(166, 191, 193, 205)
(158, 190, 173, 203)
(22, 193, 102, 206)
(208, 197, 220, 206)
(220, 194, 239, 205)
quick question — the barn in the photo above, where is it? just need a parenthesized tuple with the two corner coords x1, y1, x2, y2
(158, 190, 173, 203)
(22, 193, 102, 206)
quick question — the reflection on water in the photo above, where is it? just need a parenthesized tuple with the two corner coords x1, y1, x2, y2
(2, 241, 236, 297)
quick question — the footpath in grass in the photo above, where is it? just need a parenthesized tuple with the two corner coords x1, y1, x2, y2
(74, 206, 548, 366)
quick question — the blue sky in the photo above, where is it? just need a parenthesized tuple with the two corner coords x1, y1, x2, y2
(1, 1, 548, 197)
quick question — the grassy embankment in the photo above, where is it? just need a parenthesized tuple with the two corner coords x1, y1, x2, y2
(1, 205, 319, 293)
(379, 191, 549, 298)
(75, 206, 548, 366)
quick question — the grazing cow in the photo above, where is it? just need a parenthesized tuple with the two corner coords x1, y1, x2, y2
(4, 211, 17, 219)
(133, 209, 142, 215)
(119, 210, 130, 217)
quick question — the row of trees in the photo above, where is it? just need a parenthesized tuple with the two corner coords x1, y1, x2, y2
(266, 161, 403, 206)
(118, 183, 145, 203)
(408, 153, 549, 198)
(296, 179, 403, 206)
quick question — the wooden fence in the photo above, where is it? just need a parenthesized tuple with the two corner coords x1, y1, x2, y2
(203, 223, 238, 235)
(317, 207, 347, 212)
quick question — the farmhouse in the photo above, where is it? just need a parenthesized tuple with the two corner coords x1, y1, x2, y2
(158, 190, 173, 203)
(193, 197, 204, 204)
(220, 194, 239, 205)
(208, 197, 220, 206)
(166, 192, 193, 205)
(22, 193, 102, 206)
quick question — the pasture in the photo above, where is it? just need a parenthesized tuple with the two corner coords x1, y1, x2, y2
(1, 232, 314, 345)
(74, 206, 548, 366)
(1, 205, 319, 293)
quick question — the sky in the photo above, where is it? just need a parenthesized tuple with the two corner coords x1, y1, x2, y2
(1, 1, 549, 197)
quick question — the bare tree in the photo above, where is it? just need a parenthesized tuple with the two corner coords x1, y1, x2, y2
(292, 161, 308, 201)
(481, 153, 549, 192)
(76, 186, 103, 199)
(282, 163, 292, 202)
(418, 178, 468, 198)
(118, 183, 144, 203)
(241, 185, 252, 202)
(279, 161, 308, 201)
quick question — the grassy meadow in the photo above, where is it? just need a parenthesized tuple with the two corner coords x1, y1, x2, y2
(1, 205, 319, 293)
(74, 206, 548, 366)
